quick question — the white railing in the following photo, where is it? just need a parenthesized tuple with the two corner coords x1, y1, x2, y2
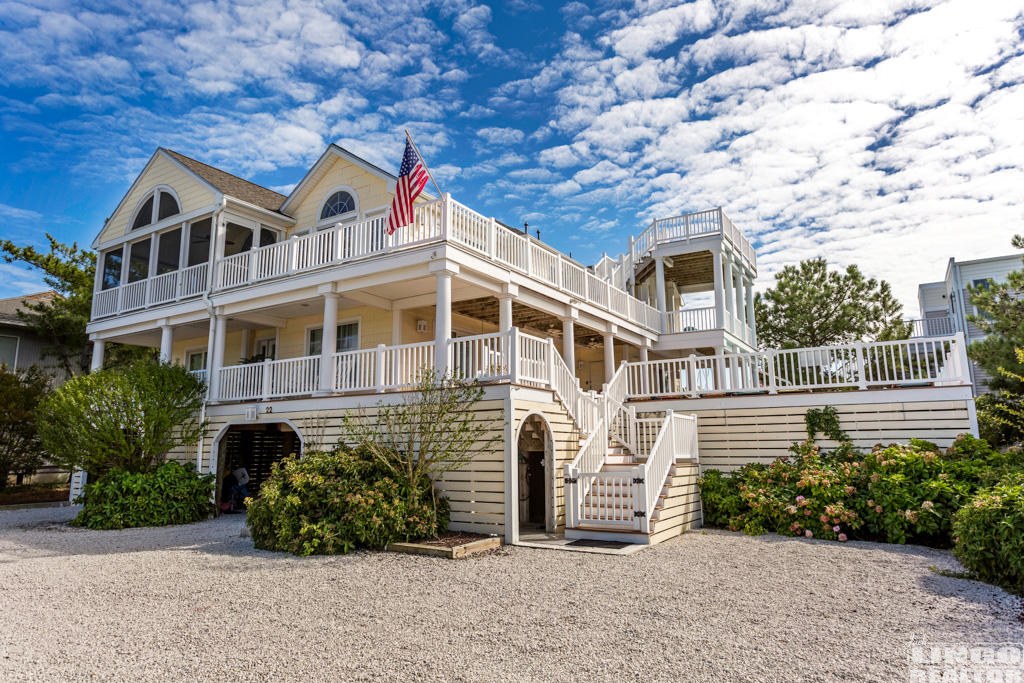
(636, 411, 698, 532)
(381, 341, 434, 389)
(631, 207, 756, 272)
(268, 356, 320, 397)
(624, 333, 971, 399)
(663, 306, 717, 333)
(332, 349, 377, 393)
(189, 369, 207, 384)
(217, 363, 264, 401)
(91, 263, 209, 318)
(905, 316, 956, 338)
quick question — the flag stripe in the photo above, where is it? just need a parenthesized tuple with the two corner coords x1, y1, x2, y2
(389, 139, 429, 235)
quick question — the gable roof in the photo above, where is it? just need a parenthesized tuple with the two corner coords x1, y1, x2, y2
(0, 291, 58, 327)
(160, 149, 287, 213)
(281, 143, 435, 215)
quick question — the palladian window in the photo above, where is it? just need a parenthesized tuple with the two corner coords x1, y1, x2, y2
(320, 190, 356, 221)
(132, 188, 180, 230)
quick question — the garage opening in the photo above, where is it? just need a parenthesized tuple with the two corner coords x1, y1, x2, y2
(215, 422, 302, 512)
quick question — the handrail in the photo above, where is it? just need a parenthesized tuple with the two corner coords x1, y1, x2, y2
(624, 333, 971, 399)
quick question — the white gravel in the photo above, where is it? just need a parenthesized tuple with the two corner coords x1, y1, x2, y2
(0, 506, 1021, 681)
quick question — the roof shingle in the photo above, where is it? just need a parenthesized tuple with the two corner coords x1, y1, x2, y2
(161, 149, 287, 213)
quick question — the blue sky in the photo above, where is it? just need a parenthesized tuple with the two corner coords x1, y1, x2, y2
(1, 0, 1023, 311)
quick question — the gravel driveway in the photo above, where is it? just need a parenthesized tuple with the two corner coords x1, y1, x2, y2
(1, 506, 1021, 682)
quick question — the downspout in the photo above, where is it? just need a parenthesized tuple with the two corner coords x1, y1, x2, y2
(195, 196, 227, 472)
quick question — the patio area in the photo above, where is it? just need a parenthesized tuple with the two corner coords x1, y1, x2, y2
(0, 506, 1020, 681)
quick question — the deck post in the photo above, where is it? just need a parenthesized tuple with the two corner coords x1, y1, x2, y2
(654, 257, 667, 313)
(210, 314, 226, 401)
(159, 324, 173, 364)
(374, 344, 386, 392)
(508, 327, 519, 383)
(433, 266, 454, 376)
(90, 339, 105, 372)
(712, 249, 724, 329)
(560, 312, 576, 372)
(854, 341, 868, 390)
(766, 350, 778, 394)
(319, 291, 339, 394)
(261, 358, 272, 402)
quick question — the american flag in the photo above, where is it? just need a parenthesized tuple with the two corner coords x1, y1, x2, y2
(388, 138, 429, 234)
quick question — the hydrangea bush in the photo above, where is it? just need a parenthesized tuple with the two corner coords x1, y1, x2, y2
(699, 435, 1024, 548)
(952, 471, 1024, 596)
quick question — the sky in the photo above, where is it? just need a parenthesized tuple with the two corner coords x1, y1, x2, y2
(1, 0, 1023, 313)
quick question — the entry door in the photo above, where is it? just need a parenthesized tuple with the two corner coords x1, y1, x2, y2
(526, 451, 545, 524)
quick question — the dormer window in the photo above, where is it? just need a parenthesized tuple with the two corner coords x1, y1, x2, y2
(319, 190, 356, 221)
(131, 187, 180, 230)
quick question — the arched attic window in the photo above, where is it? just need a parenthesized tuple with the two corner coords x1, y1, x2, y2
(319, 189, 357, 222)
(131, 187, 180, 230)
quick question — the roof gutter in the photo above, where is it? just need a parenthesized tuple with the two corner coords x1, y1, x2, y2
(196, 195, 227, 472)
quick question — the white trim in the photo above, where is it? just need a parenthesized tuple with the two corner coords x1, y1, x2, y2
(315, 185, 359, 227)
(128, 184, 182, 233)
(504, 392, 516, 544)
(206, 418, 306, 476)
(0, 333, 20, 369)
(184, 346, 208, 371)
(513, 410, 556, 534)
(304, 316, 362, 355)
(94, 204, 219, 251)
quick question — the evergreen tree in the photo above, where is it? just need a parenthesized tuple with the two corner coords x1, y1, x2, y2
(754, 258, 909, 349)
(968, 235, 1024, 393)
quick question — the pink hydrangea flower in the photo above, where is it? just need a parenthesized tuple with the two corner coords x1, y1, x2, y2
(833, 525, 840, 532)
(804, 509, 811, 516)
(820, 514, 828, 523)
(838, 533, 847, 542)
(805, 530, 813, 538)
(796, 495, 805, 502)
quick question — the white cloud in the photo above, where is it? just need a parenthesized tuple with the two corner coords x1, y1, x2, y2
(476, 126, 525, 144)
(0, 202, 42, 222)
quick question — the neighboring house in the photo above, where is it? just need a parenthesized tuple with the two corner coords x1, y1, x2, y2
(916, 253, 1023, 394)
(81, 144, 977, 548)
(0, 291, 60, 373)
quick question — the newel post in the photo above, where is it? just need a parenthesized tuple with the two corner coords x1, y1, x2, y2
(261, 358, 272, 401)
(766, 350, 778, 394)
(666, 409, 675, 455)
(374, 344, 386, 392)
(854, 340, 868, 390)
(546, 337, 556, 388)
(440, 192, 451, 241)
(508, 327, 519, 383)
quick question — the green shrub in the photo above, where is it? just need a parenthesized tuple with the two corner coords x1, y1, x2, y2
(246, 446, 448, 556)
(953, 472, 1024, 595)
(73, 461, 214, 530)
(698, 434, 1024, 547)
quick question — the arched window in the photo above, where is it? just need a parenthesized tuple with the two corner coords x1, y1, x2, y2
(131, 187, 180, 230)
(319, 190, 356, 221)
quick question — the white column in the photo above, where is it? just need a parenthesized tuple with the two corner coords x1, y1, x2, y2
(712, 250, 724, 329)
(239, 328, 251, 361)
(210, 314, 226, 401)
(498, 294, 513, 332)
(640, 344, 649, 362)
(654, 257, 667, 312)
(561, 316, 575, 371)
(159, 324, 173, 364)
(90, 340, 105, 372)
(435, 271, 453, 376)
(724, 254, 735, 327)
(318, 292, 339, 392)
(392, 309, 402, 345)
(603, 333, 615, 383)
(746, 277, 757, 346)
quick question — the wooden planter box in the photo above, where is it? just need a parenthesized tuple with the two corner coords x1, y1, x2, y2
(386, 536, 501, 559)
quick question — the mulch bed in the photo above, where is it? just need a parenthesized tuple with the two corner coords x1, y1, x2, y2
(412, 531, 491, 549)
(0, 487, 71, 507)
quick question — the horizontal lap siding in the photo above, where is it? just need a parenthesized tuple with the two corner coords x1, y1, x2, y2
(176, 400, 509, 536)
(651, 463, 702, 544)
(689, 400, 973, 472)
(513, 398, 580, 530)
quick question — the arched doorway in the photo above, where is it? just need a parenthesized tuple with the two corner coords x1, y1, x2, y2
(212, 421, 303, 513)
(517, 413, 554, 533)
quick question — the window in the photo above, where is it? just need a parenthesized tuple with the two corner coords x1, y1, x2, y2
(127, 239, 150, 282)
(101, 250, 123, 289)
(223, 223, 253, 257)
(187, 218, 211, 267)
(319, 190, 356, 221)
(131, 188, 180, 230)
(308, 322, 360, 355)
(254, 337, 276, 360)
(0, 335, 18, 368)
(156, 228, 181, 275)
(186, 350, 207, 372)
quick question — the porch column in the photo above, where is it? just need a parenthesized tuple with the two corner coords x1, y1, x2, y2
(746, 276, 757, 346)
(561, 314, 576, 371)
(434, 269, 454, 376)
(712, 250, 724, 329)
(392, 309, 402, 346)
(159, 324, 173, 364)
(498, 286, 515, 332)
(603, 331, 615, 383)
(724, 253, 735, 328)
(210, 314, 226, 401)
(640, 342, 649, 362)
(90, 340, 105, 372)
(654, 257, 667, 312)
(319, 291, 339, 393)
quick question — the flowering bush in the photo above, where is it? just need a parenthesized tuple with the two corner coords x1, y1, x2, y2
(246, 445, 448, 556)
(952, 472, 1024, 596)
(698, 434, 1023, 547)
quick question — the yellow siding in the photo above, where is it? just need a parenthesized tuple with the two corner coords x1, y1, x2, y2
(97, 153, 218, 244)
(288, 156, 393, 235)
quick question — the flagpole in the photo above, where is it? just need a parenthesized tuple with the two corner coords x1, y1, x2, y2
(404, 129, 444, 198)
